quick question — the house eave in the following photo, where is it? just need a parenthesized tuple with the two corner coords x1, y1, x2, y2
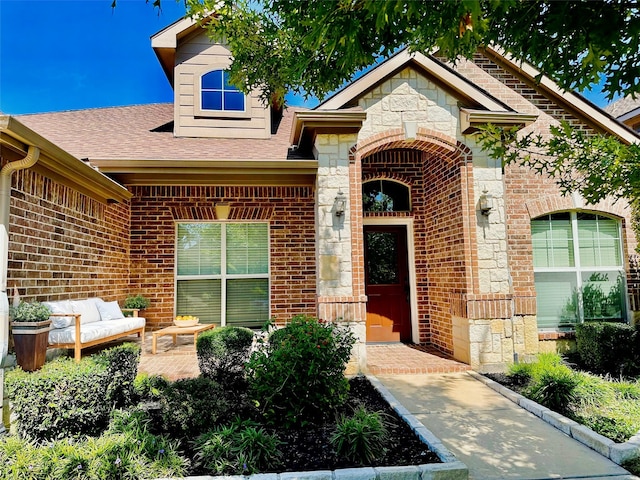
(459, 108, 539, 134)
(484, 46, 640, 145)
(290, 109, 367, 153)
(0, 116, 132, 204)
(90, 158, 319, 187)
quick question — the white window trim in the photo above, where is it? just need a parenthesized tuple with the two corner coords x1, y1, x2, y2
(175, 221, 271, 326)
(193, 65, 251, 119)
(533, 211, 627, 330)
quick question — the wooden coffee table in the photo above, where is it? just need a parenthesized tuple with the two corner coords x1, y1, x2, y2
(151, 323, 215, 354)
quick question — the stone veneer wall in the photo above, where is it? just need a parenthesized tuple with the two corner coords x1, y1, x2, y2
(7, 169, 131, 302)
(129, 185, 317, 329)
(314, 133, 368, 373)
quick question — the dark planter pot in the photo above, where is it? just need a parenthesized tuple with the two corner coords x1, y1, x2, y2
(11, 320, 51, 371)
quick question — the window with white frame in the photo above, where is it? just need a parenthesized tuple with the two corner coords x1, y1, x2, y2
(532, 212, 626, 329)
(200, 69, 245, 112)
(175, 222, 269, 328)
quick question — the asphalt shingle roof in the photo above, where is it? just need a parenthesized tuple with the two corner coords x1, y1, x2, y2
(17, 103, 301, 161)
(604, 96, 640, 118)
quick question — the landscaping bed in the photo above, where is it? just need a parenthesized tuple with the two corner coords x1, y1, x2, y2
(2, 317, 445, 479)
(481, 352, 640, 475)
(270, 375, 439, 473)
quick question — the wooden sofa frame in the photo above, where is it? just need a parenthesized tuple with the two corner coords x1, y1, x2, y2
(48, 309, 145, 362)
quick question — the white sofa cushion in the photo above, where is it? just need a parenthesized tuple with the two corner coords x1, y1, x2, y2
(43, 300, 74, 329)
(96, 300, 125, 321)
(48, 317, 145, 345)
(70, 299, 101, 325)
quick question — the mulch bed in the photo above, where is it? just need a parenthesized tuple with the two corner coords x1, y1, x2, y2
(271, 376, 441, 472)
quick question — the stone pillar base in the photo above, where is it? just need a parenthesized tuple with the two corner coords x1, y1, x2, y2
(318, 295, 367, 374)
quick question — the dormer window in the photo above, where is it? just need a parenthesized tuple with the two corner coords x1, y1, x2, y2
(194, 68, 250, 119)
(201, 70, 245, 112)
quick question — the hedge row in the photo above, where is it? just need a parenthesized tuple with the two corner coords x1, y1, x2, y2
(575, 322, 640, 377)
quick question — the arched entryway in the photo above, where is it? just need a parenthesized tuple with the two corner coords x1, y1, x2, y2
(354, 133, 475, 354)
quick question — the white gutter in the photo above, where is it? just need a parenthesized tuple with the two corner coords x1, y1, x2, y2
(0, 145, 40, 435)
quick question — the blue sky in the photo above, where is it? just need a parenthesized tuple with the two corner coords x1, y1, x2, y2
(0, 0, 614, 115)
(0, 0, 191, 114)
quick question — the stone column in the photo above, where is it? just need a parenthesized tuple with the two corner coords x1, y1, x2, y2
(314, 133, 367, 373)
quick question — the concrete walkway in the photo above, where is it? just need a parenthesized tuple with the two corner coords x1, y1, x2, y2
(377, 372, 637, 480)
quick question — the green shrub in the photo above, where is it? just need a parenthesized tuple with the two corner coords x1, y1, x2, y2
(330, 407, 388, 464)
(94, 343, 140, 408)
(5, 344, 140, 442)
(156, 376, 239, 438)
(526, 364, 581, 415)
(7, 358, 111, 441)
(193, 419, 281, 475)
(506, 361, 536, 386)
(575, 321, 639, 377)
(0, 430, 188, 480)
(248, 315, 356, 427)
(123, 294, 150, 310)
(197, 326, 254, 386)
(133, 372, 169, 402)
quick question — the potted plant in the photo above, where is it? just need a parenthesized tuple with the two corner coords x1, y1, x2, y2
(123, 294, 150, 316)
(10, 301, 52, 371)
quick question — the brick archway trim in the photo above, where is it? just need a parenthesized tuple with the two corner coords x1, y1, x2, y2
(348, 127, 479, 305)
(349, 127, 472, 163)
(526, 194, 630, 220)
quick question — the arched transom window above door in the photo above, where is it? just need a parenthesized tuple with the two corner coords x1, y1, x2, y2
(363, 180, 411, 212)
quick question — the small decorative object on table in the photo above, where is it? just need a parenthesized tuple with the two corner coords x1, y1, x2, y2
(174, 315, 199, 327)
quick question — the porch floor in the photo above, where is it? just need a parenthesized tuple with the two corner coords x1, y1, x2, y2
(78, 333, 470, 381)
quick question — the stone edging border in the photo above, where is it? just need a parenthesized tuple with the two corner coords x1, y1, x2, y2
(468, 370, 640, 465)
(156, 374, 469, 480)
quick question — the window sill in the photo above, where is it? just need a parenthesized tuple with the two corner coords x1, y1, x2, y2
(538, 331, 576, 341)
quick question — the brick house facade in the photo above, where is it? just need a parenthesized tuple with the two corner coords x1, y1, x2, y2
(1, 16, 639, 372)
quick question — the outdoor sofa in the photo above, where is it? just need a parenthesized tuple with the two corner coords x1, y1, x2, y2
(44, 298, 145, 362)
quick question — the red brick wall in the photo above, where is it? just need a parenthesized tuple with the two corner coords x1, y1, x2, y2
(362, 148, 470, 354)
(7, 169, 131, 302)
(467, 54, 639, 318)
(129, 185, 316, 329)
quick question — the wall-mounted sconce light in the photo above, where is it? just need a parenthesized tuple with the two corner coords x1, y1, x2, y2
(479, 189, 493, 216)
(334, 190, 347, 217)
(215, 202, 231, 220)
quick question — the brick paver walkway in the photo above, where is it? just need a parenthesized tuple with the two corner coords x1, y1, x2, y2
(133, 334, 469, 380)
(79, 333, 469, 381)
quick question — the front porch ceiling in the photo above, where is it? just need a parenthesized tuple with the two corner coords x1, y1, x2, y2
(0, 116, 132, 204)
(91, 158, 319, 186)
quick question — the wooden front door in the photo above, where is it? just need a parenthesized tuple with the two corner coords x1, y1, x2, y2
(364, 225, 411, 342)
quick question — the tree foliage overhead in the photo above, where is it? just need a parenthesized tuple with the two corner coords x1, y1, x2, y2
(479, 122, 640, 205)
(178, 0, 640, 208)
(185, 0, 640, 104)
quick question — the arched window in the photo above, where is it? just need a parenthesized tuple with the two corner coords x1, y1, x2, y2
(531, 212, 626, 329)
(362, 180, 410, 212)
(201, 70, 245, 112)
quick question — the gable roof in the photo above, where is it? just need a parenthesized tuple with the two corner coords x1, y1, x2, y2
(151, 15, 205, 85)
(317, 48, 511, 113)
(315, 45, 639, 145)
(483, 46, 640, 144)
